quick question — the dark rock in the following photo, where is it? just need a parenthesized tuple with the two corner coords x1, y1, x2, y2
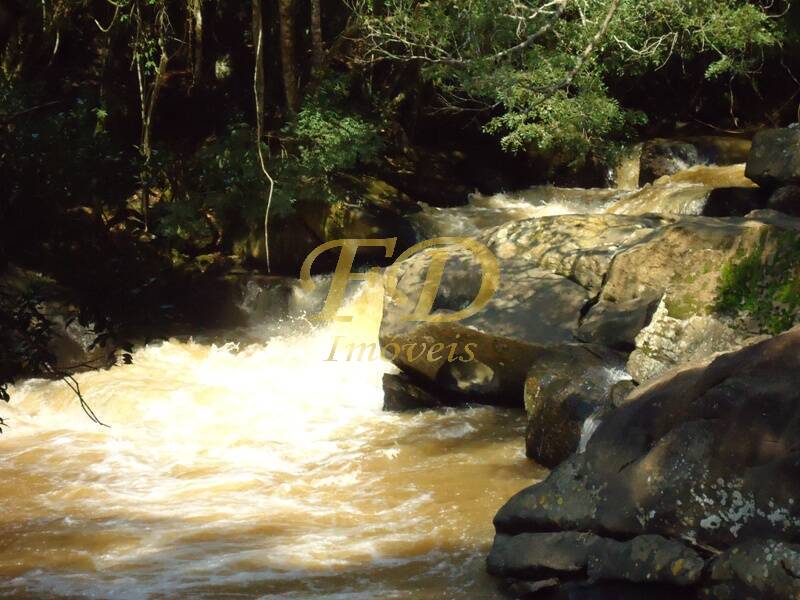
(577, 296, 660, 351)
(528, 581, 691, 600)
(745, 128, 800, 189)
(487, 532, 598, 580)
(491, 327, 800, 595)
(382, 372, 447, 412)
(639, 139, 702, 186)
(524, 346, 624, 467)
(609, 379, 636, 407)
(43, 303, 117, 372)
(588, 535, 704, 586)
(767, 184, 800, 216)
(705, 539, 800, 599)
(488, 531, 703, 586)
(701, 187, 770, 217)
(493, 454, 600, 534)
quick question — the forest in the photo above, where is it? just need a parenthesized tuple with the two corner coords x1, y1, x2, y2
(1, 0, 797, 399)
(5, 2, 800, 598)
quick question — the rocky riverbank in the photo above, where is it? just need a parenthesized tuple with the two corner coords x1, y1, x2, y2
(377, 129, 800, 597)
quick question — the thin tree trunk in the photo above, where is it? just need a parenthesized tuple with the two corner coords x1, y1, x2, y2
(278, 0, 299, 113)
(252, 0, 275, 272)
(189, 0, 203, 86)
(310, 0, 323, 75)
(137, 48, 167, 232)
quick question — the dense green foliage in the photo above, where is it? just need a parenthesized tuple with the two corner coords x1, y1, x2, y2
(351, 0, 786, 166)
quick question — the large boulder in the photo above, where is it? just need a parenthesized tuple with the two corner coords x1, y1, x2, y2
(601, 214, 800, 382)
(745, 127, 800, 189)
(601, 215, 783, 316)
(490, 327, 800, 596)
(380, 243, 600, 405)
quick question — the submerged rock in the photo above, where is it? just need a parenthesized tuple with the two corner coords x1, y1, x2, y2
(382, 372, 448, 412)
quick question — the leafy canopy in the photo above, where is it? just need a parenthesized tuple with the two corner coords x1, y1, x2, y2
(350, 0, 783, 165)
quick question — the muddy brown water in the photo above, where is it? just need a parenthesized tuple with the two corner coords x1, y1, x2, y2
(0, 281, 543, 599)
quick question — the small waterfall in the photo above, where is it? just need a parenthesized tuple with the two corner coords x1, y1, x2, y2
(578, 409, 604, 453)
(411, 186, 619, 238)
(606, 163, 754, 215)
(578, 368, 634, 453)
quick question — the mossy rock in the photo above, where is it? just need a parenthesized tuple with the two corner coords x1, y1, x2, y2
(715, 229, 800, 334)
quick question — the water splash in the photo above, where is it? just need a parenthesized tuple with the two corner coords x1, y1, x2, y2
(0, 277, 540, 599)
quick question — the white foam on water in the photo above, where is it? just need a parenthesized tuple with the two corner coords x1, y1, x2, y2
(0, 277, 534, 599)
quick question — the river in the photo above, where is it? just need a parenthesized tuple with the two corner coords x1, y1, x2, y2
(0, 275, 542, 599)
(0, 162, 748, 598)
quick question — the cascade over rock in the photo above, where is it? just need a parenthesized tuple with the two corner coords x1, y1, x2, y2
(382, 203, 800, 465)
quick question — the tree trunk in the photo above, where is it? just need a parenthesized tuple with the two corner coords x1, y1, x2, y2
(189, 0, 203, 86)
(310, 0, 323, 75)
(252, 0, 275, 272)
(278, 0, 299, 113)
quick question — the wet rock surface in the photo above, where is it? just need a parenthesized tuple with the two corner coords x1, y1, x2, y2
(639, 139, 703, 186)
(523, 345, 625, 467)
(382, 372, 449, 412)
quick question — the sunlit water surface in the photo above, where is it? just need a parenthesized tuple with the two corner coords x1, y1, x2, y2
(0, 281, 542, 599)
